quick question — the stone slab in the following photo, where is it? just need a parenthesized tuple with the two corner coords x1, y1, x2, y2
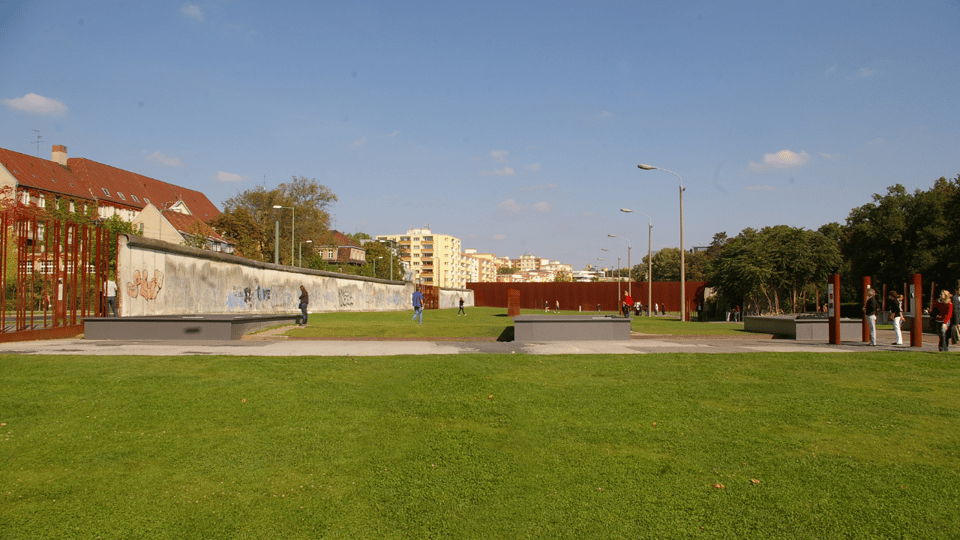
(513, 314, 631, 342)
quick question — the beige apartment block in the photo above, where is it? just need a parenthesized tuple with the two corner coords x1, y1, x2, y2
(463, 249, 498, 283)
(376, 227, 464, 289)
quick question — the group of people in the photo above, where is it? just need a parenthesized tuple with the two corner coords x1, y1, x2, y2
(865, 287, 959, 351)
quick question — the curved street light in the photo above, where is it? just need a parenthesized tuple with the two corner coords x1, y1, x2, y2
(637, 164, 686, 322)
(607, 234, 631, 298)
(620, 208, 653, 317)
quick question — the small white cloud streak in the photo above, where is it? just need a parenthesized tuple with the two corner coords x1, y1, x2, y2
(533, 202, 551, 213)
(180, 4, 204, 21)
(480, 167, 515, 177)
(492, 234, 506, 241)
(746, 185, 774, 192)
(749, 149, 810, 170)
(491, 150, 509, 163)
(215, 171, 246, 183)
(526, 162, 541, 172)
(3, 93, 67, 114)
(857, 67, 879, 78)
(146, 151, 182, 167)
(497, 199, 523, 214)
(352, 136, 367, 148)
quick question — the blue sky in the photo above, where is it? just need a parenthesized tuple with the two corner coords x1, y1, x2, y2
(2, 1, 958, 271)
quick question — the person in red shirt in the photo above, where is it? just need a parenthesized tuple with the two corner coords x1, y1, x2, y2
(622, 291, 634, 318)
(935, 290, 953, 352)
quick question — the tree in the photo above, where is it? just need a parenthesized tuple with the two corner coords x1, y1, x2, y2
(213, 176, 338, 265)
(209, 208, 266, 260)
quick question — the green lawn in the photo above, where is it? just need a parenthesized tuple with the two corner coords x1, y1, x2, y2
(2, 351, 959, 538)
(285, 307, 749, 339)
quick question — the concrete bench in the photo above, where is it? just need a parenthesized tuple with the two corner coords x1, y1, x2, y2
(83, 314, 300, 341)
(513, 315, 631, 342)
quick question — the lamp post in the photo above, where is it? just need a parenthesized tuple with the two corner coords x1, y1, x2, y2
(638, 164, 685, 322)
(621, 209, 653, 316)
(272, 205, 295, 266)
(607, 234, 631, 298)
(299, 239, 312, 267)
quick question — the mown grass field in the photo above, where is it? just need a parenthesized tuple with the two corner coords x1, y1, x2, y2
(3, 350, 959, 538)
(285, 307, 750, 339)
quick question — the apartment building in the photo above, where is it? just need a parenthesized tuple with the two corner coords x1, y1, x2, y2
(463, 249, 498, 283)
(376, 227, 464, 289)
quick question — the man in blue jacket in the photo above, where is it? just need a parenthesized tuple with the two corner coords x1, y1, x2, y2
(412, 286, 424, 325)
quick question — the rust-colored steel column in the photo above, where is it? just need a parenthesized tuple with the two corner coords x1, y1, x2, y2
(862, 276, 871, 343)
(828, 274, 841, 345)
(910, 273, 922, 348)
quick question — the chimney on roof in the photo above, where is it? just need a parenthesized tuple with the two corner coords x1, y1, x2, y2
(52, 145, 67, 166)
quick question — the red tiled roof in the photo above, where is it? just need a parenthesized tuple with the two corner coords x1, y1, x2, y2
(161, 209, 229, 244)
(316, 230, 362, 248)
(0, 147, 91, 201)
(0, 146, 221, 223)
(69, 158, 220, 221)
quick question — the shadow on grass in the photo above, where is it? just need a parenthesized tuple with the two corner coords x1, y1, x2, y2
(496, 326, 515, 342)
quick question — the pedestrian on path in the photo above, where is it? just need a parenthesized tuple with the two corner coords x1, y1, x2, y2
(298, 285, 309, 326)
(888, 290, 903, 345)
(458, 297, 466, 316)
(412, 287, 424, 325)
(863, 288, 878, 345)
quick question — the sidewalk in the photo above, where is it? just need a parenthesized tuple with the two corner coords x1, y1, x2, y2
(0, 327, 948, 356)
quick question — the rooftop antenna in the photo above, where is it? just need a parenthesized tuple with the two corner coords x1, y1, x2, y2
(31, 129, 42, 157)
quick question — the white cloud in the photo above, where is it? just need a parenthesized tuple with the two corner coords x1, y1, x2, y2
(215, 171, 246, 183)
(145, 151, 182, 167)
(3, 93, 67, 114)
(526, 162, 541, 172)
(492, 234, 506, 241)
(825, 64, 838, 73)
(480, 167, 516, 177)
(596, 111, 613, 119)
(582, 211, 596, 218)
(746, 185, 774, 192)
(351, 136, 367, 148)
(866, 137, 885, 146)
(386, 131, 399, 138)
(180, 4, 204, 21)
(857, 67, 879, 78)
(748, 149, 810, 170)
(818, 152, 841, 160)
(491, 150, 509, 163)
(497, 199, 523, 214)
(532, 201, 551, 213)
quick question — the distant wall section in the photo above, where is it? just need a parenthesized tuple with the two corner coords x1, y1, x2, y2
(117, 235, 472, 316)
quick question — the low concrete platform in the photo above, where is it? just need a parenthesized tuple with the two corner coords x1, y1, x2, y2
(513, 314, 631, 342)
(83, 314, 300, 341)
(744, 315, 863, 340)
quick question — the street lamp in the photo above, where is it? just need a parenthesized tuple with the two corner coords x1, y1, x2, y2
(638, 164, 686, 322)
(607, 234, 631, 298)
(272, 205, 295, 266)
(299, 239, 312, 267)
(621, 208, 653, 317)
(374, 256, 383, 278)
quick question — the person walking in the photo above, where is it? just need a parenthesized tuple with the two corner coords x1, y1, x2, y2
(622, 291, 633, 318)
(935, 289, 953, 352)
(862, 288, 878, 345)
(103, 277, 118, 317)
(555, 300, 560, 313)
(888, 290, 904, 345)
(458, 296, 466, 316)
(298, 285, 309, 326)
(412, 287, 424, 325)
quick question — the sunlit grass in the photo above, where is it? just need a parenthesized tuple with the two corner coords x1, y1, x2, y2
(284, 307, 748, 339)
(2, 351, 959, 538)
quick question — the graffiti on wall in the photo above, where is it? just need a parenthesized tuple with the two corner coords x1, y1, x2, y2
(127, 270, 164, 300)
(338, 289, 354, 307)
(226, 286, 272, 309)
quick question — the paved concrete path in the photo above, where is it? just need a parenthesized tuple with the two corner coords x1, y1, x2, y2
(0, 327, 947, 356)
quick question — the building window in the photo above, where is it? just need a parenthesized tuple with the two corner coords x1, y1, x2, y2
(117, 192, 125, 200)
(144, 198, 150, 205)
(102, 188, 110, 196)
(132, 195, 140, 203)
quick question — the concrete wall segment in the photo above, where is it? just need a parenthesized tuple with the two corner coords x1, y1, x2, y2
(117, 235, 472, 316)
